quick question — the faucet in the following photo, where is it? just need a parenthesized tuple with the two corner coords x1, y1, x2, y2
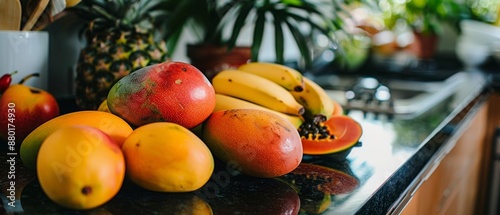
(345, 77, 395, 117)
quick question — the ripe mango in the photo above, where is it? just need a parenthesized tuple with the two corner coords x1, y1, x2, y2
(122, 122, 214, 192)
(201, 109, 303, 178)
(20, 111, 133, 171)
(36, 126, 125, 210)
(107, 61, 216, 129)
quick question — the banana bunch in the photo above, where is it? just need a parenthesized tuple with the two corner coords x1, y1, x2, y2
(211, 62, 337, 128)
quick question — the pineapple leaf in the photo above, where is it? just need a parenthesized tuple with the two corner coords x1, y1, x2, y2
(91, 5, 116, 22)
(137, 0, 165, 19)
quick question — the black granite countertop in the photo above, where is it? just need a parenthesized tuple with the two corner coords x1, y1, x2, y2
(0, 62, 497, 214)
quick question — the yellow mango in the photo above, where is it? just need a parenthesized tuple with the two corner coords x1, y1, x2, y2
(122, 122, 214, 192)
(37, 126, 125, 210)
(20, 111, 133, 171)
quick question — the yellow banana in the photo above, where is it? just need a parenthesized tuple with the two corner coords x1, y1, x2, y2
(290, 77, 334, 122)
(212, 70, 305, 116)
(214, 94, 304, 129)
(238, 62, 305, 92)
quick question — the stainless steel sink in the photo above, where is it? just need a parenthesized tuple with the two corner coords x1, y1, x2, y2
(312, 72, 469, 119)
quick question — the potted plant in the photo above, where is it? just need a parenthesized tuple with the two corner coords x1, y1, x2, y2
(163, 0, 357, 79)
(379, 0, 469, 59)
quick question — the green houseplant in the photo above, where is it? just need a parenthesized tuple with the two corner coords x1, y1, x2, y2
(163, 0, 359, 78)
(379, 0, 469, 58)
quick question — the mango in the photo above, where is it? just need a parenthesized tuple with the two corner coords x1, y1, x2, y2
(122, 122, 214, 192)
(107, 61, 216, 129)
(201, 109, 303, 178)
(97, 99, 110, 112)
(20, 111, 133, 171)
(36, 126, 125, 210)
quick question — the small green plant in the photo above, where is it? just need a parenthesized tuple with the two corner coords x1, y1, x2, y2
(379, 0, 469, 35)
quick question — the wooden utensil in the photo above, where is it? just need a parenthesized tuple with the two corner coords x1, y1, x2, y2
(22, 0, 49, 31)
(0, 0, 22, 30)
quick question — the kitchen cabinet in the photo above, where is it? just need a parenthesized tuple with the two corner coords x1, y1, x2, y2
(401, 98, 488, 215)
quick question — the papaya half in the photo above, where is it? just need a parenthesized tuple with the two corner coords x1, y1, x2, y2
(298, 115, 362, 155)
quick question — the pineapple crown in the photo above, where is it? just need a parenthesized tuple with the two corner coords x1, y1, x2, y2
(71, 0, 169, 34)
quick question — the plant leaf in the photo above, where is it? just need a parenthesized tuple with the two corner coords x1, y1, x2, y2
(227, 2, 255, 50)
(165, 28, 183, 57)
(285, 11, 338, 46)
(272, 11, 285, 64)
(284, 18, 312, 68)
(251, 9, 267, 62)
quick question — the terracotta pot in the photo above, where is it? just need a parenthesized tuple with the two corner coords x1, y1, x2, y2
(187, 44, 251, 81)
(408, 31, 439, 59)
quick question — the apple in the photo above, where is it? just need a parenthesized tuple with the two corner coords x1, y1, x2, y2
(0, 73, 59, 147)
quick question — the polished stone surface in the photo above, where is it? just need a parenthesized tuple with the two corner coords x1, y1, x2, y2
(0, 69, 494, 214)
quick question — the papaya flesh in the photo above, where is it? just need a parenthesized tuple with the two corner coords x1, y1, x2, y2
(299, 115, 362, 155)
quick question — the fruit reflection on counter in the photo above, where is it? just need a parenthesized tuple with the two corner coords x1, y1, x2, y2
(0, 73, 59, 146)
(206, 176, 301, 214)
(7, 61, 364, 211)
(280, 163, 360, 214)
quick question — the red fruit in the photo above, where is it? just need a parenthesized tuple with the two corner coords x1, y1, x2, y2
(0, 71, 18, 93)
(107, 61, 216, 129)
(0, 75, 60, 145)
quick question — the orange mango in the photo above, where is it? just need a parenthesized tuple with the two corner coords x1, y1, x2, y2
(37, 126, 125, 210)
(122, 122, 214, 192)
(20, 111, 133, 171)
(202, 109, 303, 178)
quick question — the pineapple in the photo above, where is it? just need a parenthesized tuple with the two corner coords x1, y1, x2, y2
(72, 0, 169, 110)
